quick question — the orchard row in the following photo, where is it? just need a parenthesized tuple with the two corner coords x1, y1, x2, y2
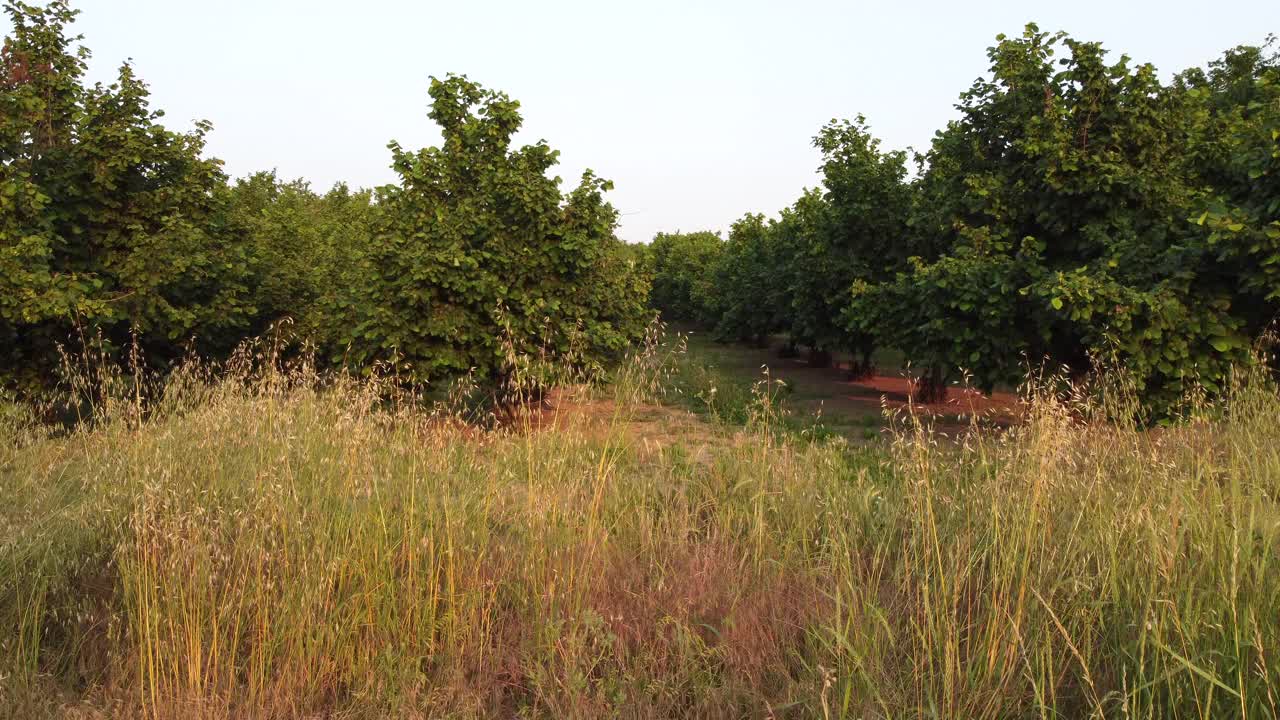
(649, 27, 1279, 409)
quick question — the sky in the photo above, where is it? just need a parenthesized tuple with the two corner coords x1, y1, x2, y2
(36, 1, 1280, 242)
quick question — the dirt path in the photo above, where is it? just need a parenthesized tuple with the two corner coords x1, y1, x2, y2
(681, 332, 1021, 433)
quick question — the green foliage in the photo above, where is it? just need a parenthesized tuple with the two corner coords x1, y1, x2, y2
(343, 75, 650, 383)
(1179, 38, 1280, 316)
(849, 26, 1277, 407)
(1, 6, 650, 395)
(654, 116, 913, 378)
(225, 172, 376, 344)
(851, 249, 1027, 396)
(803, 116, 911, 371)
(705, 213, 785, 344)
(769, 188, 831, 350)
(0, 0, 253, 389)
(669, 25, 1276, 410)
(4, 1, 1277, 413)
(647, 230, 722, 324)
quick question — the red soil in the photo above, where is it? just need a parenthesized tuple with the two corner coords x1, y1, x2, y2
(832, 373, 1021, 420)
(735, 344, 1023, 427)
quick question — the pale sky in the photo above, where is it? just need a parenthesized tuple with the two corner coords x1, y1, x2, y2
(35, 1, 1280, 242)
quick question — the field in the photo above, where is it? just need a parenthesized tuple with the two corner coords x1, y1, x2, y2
(3, 335, 1278, 719)
(3, 2, 1280, 718)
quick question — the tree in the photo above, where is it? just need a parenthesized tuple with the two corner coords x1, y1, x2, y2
(687, 116, 911, 375)
(851, 25, 1267, 407)
(770, 188, 835, 365)
(227, 172, 375, 346)
(0, 0, 253, 390)
(706, 213, 785, 346)
(1179, 39, 1280, 340)
(343, 74, 649, 385)
(647, 230, 722, 325)
(811, 116, 911, 377)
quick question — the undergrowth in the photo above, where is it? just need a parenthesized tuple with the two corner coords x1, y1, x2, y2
(1, 334, 1278, 718)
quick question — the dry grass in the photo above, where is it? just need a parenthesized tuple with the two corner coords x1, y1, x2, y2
(1, 340, 1278, 718)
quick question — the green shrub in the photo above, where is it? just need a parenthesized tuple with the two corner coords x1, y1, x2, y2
(647, 230, 722, 324)
(0, 1, 254, 390)
(338, 75, 650, 386)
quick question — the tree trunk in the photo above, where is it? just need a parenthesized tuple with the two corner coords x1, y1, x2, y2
(911, 366, 948, 404)
(847, 347, 876, 381)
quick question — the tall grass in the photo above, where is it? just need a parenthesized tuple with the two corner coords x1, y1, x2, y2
(1, 340, 1278, 718)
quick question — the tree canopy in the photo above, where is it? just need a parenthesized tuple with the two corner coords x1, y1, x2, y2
(1, 0, 254, 389)
(652, 26, 1280, 410)
(1, 2, 651, 395)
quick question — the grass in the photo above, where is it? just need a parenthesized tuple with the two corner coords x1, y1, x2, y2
(1, 336, 1279, 718)
(653, 330, 888, 441)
